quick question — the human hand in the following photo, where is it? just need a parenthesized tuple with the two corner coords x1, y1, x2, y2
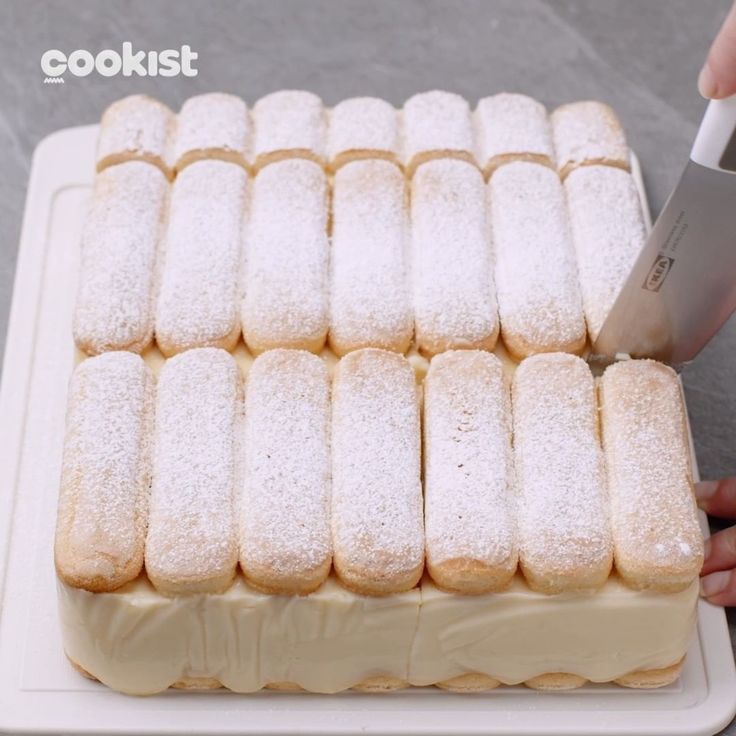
(699, 1, 736, 99)
(695, 478, 736, 605)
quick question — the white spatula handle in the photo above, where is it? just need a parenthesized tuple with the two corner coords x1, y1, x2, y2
(690, 96, 736, 172)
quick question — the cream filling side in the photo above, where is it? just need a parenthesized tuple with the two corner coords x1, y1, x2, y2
(58, 573, 698, 695)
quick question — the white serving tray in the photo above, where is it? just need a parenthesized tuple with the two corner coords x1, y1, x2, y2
(0, 125, 734, 736)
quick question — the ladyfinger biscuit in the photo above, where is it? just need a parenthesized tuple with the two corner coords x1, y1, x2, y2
(551, 101, 630, 179)
(564, 165, 647, 342)
(252, 90, 326, 170)
(329, 160, 413, 356)
(474, 93, 555, 176)
(155, 160, 247, 356)
(331, 349, 424, 595)
(96, 95, 174, 178)
(599, 360, 703, 592)
(423, 351, 517, 594)
(435, 674, 501, 692)
(145, 348, 241, 595)
(351, 677, 409, 692)
(490, 161, 586, 360)
(240, 350, 331, 595)
(512, 353, 612, 594)
(265, 682, 305, 692)
(327, 97, 400, 171)
(241, 159, 329, 354)
(73, 161, 168, 355)
(614, 658, 684, 689)
(402, 91, 476, 175)
(524, 673, 587, 691)
(171, 678, 223, 691)
(411, 159, 499, 356)
(66, 656, 97, 681)
(173, 93, 250, 172)
(55, 352, 154, 593)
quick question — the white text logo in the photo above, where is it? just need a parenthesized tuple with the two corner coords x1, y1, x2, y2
(41, 43, 198, 83)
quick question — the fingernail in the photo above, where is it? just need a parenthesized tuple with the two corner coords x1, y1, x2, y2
(699, 64, 719, 99)
(701, 570, 730, 597)
(695, 480, 718, 506)
(703, 537, 712, 560)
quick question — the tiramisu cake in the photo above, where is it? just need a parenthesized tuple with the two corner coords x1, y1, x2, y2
(56, 92, 703, 694)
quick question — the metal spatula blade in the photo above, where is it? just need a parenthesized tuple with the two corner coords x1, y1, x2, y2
(591, 97, 736, 367)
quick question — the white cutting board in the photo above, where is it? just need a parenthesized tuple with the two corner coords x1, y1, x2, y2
(0, 125, 734, 736)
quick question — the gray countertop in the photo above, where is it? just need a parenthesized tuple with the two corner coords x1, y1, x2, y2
(1, 0, 735, 732)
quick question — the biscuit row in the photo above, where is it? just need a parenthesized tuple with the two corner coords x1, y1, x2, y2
(55, 349, 703, 598)
(80, 92, 642, 357)
(74, 156, 645, 358)
(96, 91, 630, 179)
(70, 653, 686, 694)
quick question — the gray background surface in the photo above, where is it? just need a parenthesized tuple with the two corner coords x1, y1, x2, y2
(1, 0, 735, 732)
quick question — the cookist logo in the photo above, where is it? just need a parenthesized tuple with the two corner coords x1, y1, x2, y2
(41, 43, 198, 83)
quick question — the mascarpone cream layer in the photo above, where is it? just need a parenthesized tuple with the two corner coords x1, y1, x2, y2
(58, 573, 697, 695)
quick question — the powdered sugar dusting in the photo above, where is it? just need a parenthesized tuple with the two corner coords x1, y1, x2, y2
(330, 160, 413, 354)
(327, 97, 399, 166)
(411, 159, 498, 355)
(564, 166, 646, 341)
(66, 92, 699, 599)
(56, 352, 154, 590)
(173, 93, 251, 168)
(145, 348, 240, 592)
(424, 351, 516, 568)
(600, 360, 703, 580)
(551, 101, 629, 174)
(474, 93, 555, 170)
(512, 354, 612, 587)
(242, 159, 329, 352)
(240, 350, 331, 581)
(97, 95, 174, 173)
(490, 162, 586, 356)
(74, 161, 168, 355)
(155, 160, 247, 354)
(331, 349, 424, 583)
(402, 91, 474, 166)
(252, 90, 326, 163)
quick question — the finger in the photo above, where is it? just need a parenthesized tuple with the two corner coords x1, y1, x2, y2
(699, 1, 736, 99)
(695, 477, 736, 519)
(701, 525, 736, 575)
(700, 568, 736, 606)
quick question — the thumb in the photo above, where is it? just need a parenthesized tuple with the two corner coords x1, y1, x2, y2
(700, 1, 736, 99)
